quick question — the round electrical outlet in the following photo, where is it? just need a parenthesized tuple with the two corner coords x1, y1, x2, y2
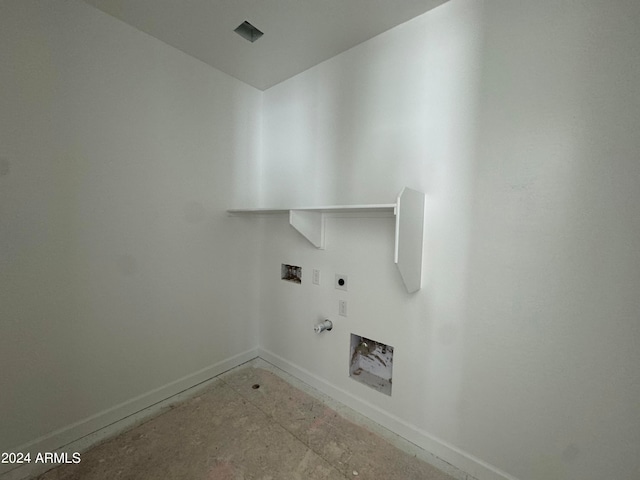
(335, 274, 348, 291)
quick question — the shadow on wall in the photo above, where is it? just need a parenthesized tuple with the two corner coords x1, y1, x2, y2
(316, 0, 486, 456)
(458, 1, 640, 480)
(260, 0, 483, 466)
(0, 0, 263, 457)
(260, 1, 640, 479)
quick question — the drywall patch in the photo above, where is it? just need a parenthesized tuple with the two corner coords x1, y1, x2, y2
(0, 156, 10, 177)
(350, 334, 393, 396)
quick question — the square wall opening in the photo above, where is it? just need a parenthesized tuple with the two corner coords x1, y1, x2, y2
(349, 334, 393, 396)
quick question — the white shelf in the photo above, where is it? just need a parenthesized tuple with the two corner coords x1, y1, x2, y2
(227, 204, 396, 215)
(227, 188, 424, 293)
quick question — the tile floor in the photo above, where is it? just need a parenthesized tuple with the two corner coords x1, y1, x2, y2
(36, 363, 457, 480)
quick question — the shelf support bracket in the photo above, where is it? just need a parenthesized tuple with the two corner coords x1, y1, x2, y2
(394, 187, 425, 293)
(290, 210, 325, 249)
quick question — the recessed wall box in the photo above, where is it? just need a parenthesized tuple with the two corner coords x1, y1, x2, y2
(281, 264, 301, 284)
(349, 334, 393, 396)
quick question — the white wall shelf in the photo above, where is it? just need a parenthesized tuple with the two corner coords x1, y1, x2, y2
(227, 187, 425, 293)
(227, 204, 396, 215)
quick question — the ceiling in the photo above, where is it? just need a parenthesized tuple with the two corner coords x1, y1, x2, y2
(82, 0, 447, 90)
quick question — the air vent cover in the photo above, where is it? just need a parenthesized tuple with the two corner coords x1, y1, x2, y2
(234, 21, 264, 43)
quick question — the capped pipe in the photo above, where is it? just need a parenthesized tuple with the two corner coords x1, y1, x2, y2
(314, 319, 333, 334)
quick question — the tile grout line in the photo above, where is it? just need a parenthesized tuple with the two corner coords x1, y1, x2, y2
(250, 358, 470, 480)
(219, 374, 352, 480)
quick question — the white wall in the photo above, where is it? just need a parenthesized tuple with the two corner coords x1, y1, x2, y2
(0, 0, 261, 462)
(259, 1, 640, 480)
(2, 1, 639, 479)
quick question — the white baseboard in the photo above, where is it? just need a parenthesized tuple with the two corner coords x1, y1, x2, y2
(1, 348, 258, 480)
(257, 347, 519, 480)
(2, 347, 517, 480)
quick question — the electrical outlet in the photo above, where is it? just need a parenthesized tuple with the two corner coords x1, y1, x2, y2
(335, 274, 348, 291)
(312, 269, 320, 285)
(339, 300, 347, 317)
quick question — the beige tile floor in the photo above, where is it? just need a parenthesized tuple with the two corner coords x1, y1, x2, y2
(37, 363, 457, 480)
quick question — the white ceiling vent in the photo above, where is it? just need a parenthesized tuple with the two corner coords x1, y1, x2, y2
(234, 21, 264, 43)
